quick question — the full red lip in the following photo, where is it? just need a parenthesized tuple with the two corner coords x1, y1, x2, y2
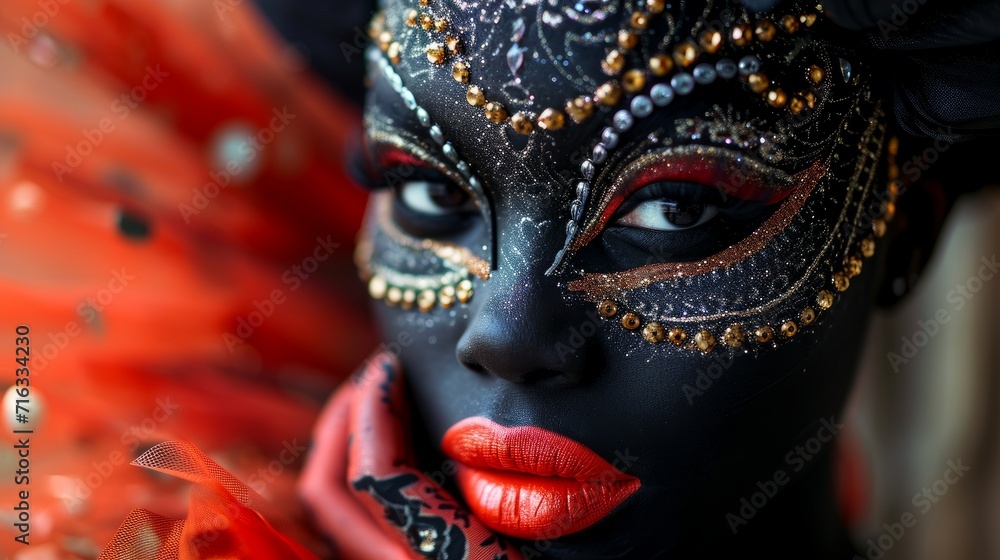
(442, 417, 641, 539)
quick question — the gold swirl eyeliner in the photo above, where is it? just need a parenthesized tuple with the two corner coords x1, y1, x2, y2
(568, 160, 826, 300)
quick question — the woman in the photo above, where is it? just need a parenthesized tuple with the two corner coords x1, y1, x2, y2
(297, 0, 1000, 558)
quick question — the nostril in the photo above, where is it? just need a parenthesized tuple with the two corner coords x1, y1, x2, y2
(461, 361, 487, 375)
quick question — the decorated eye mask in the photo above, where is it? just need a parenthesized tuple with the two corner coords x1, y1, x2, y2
(355, 0, 898, 354)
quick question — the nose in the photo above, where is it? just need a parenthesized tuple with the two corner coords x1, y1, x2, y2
(455, 256, 592, 386)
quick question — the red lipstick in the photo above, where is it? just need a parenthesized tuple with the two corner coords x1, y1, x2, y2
(442, 417, 640, 539)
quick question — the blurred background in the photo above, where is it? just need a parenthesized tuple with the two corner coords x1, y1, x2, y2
(0, 0, 997, 558)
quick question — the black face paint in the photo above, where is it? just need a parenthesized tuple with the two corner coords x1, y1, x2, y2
(357, 0, 895, 556)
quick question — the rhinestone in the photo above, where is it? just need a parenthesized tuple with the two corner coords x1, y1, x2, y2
(456, 279, 474, 303)
(484, 101, 508, 123)
(452, 61, 470, 83)
(457, 161, 471, 176)
(405, 9, 419, 26)
(580, 161, 595, 180)
(716, 58, 737, 79)
(387, 42, 402, 64)
(592, 144, 608, 164)
(755, 19, 776, 41)
(722, 324, 745, 347)
(442, 143, 459, 162)
(416, 107, 431, 127)
(419, 13, 433, 29)
(755, 326, 774, 343)
(646, 0, 666, 13)
(630, 95, 654, 118)
(598, 300, 618, 318)
(469, 176, 482, 190)
(621, 312, 641, 330)
(618, 29, 639, 50)
(466, 85, 485, 106)
(570, 199, 582, 221)
(673, 41, 700, 68)
(694, 330, 716, 352)
(401, 289, 416, 309)
(445, 36, 462, 54)
(566, 96, 595, 123)
(840, 58, 852, 82)
(386, 286, 403, 306)
(809, 64, 824, 84)
(595, 81, 622, 106)
(576, 180, 590, 199)
(429, 125, 444, 144)
(434, 18, 448, 32)
(668, 328, 687, 345)
(603, 49, 626, 75)
(748, 73, 770, 93)
(613, 110, 634, 132)
(780, 321, 797, 337)
(601, 127, 619, 148)
(622, 69, 646, 93)
(699, 29, 723, 53)
(817, 290, 834, 310)
(873, 218, 887, 237)
(426, 42, 446, 64)
(860, 237, 876, 258)
(630, 12, 649, 29)
(439, 285, 456, 308)
(401, 89, 417, 110)
(789, 96, 806, 115)
(732, 24, 752, 46)
(538, 108, 566, 130)
(693, 63, 717, 84)
(650, 83, 675, 106)
(417, 289, 436, 312)
(507, 44, 524, 75)
(845, 256, 863, 277)
(510, 111, 534, 134)
(804, 91, 817, 108)
(738, 55, 761, 76)
(643, 322, 666, 344)
(670, 73, 694, 95)
(648, 54, 674, 76)
(766, 88, 788, 108)
(782, 15, 799, 33)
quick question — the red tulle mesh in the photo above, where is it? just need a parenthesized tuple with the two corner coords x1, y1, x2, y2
(98, 441, 319, 560)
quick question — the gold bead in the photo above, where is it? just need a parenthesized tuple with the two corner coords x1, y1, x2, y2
(630, 12, 649, 29)
(888, 136, 900, 157)
(845, 256, 863, 278)
(510, 111, 535, 135)
(602, 49, 626, 75)
(622, 69, 646, 93)
(456, 284, 473, 304)
(418, 289, 436, 312)
(766, 88, 788, 108)
(387, 42, 402, 64)
(618, 30, 639, 50)
(452, 61, 470, 83)
(434, 18, 448, 32)
(801, 13, 818, 26)
(832, 272, 850, 292)
(595, 81, 622, 106)
(755, 19, 777, 41)
(816, 290, 834, 310)
(668, 327, 687, 345)
(439, 285, 456, 308)
(643, 322, 666, 344)
(860, 237, 876, 258)
(419, 0, 430, 6)
(419, 13, 433, 30)
(565, 96, 595, 123)
(405, 9, 419, 27)
(621, 312, 641, 330)
(598, 300, 618, 318)
(800, 307, 816, 325)
(386, 286, 403, 306)
(466, 85, 485, 106)
(401, 289, 417, 309)
(731, 24, 753, 47)
(648, 54, 674, 76)
(803, 92, 817, 110)
(788, 96, 806, 115)
(673, 40, 700, 68)
(808, 64, 824, 84)
(484, 101, 508, 123)
(537, 108, 566, 131)
(699, 29, 723, 54)
(426, 42, 446, 64)
(694, 330, 716, 352)
(645, 0, 666, 13)
(873, 218, 887, 238)
(723, 324, 745, 347)
(378, 31, 393, 51)
(780, 320, 798, 338)
(445, 36, 462, 54)
(755, 326, 774, 343)
(782, 14, 800, 33)
(884, 201, 896, 221)
(368, 276, 388, 300)
(747, 73, 770, 93)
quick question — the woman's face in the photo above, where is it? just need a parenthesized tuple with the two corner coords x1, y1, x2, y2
(356, 0, 893, 556)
